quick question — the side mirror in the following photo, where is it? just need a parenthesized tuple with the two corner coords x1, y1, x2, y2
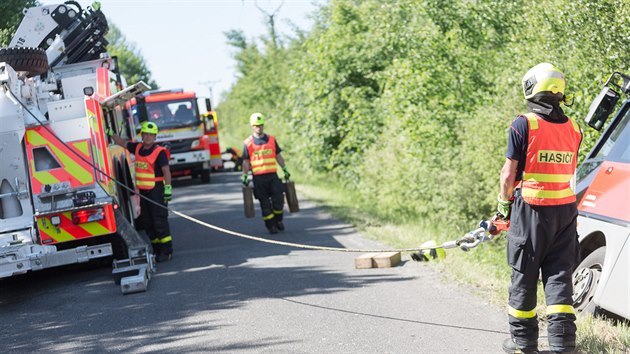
(135, 95, 148, 123)
(585, 87, 620, 131)
(205, 98, 212, 112)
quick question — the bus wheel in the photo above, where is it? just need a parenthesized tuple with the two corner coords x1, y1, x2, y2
(572, 246, 605, 316)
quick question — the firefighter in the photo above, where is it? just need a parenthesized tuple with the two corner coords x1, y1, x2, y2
(498, 63, 582, 354)
(110, 122, 174, 262)
(241, 113, 290, 234)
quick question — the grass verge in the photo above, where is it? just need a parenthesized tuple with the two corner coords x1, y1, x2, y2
(296, 173, 630, 353)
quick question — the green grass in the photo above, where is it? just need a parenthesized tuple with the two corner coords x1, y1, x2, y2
(296, 173, 630, 353)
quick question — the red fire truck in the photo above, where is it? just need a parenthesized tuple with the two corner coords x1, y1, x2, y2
(128, 90, 222, 182)
(572, 72, 630, 320)
(0, 2, 154, 293)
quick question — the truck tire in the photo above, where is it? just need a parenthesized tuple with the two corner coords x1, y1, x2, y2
(572, 246, 605, 316)
(0, 47, 49, 77)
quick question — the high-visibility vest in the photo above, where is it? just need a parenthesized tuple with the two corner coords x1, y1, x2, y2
(135, 144, 167, 190)
(245, 135, 277, 175)
(518, 112, 582, 206)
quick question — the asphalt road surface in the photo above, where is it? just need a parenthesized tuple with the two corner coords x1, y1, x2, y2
(0, 172, 511, 353)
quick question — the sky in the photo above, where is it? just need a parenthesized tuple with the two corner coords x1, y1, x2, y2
(40, 0, 325, 105)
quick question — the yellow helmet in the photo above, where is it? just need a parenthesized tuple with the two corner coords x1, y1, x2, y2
(522, 63, 566, 100)
(250, 112, 265, 126)
(140, 121, 159, 135)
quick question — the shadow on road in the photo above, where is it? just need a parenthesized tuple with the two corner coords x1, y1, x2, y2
(0, 172, 420, 353)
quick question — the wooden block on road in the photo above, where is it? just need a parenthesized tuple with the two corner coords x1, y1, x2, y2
(372, 252, 401, 268)
(354, 253, 378, 269)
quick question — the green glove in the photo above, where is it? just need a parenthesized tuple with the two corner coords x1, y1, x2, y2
(164, 184, 172, 202)
(497, 194, 512, 219)
(105, 127, 114, 137)
(282, 166, 290, 180)
(242, 174, 249, 187)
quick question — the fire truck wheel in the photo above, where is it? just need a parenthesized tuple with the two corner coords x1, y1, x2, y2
(0, 47, 49, 77)
(572, 246, 605, 317)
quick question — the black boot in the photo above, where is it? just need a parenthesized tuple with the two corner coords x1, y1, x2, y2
(502, 337, 538, 354)
(264, 218, 278, 234)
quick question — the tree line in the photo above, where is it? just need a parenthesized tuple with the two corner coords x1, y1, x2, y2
(218, 0, 629, 229)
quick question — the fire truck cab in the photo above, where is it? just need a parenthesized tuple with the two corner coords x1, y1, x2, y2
(573, 72, 630, 320)
(128, 90, 221, 183)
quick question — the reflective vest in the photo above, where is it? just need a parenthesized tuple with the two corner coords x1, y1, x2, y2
(245, 135, 277, 175)
(135, 144, 167, 190)
(518, 112, 582, 206)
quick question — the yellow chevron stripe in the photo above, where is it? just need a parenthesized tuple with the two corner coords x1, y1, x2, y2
(28, 130, 93, 184)
(72, 141, 90, 157)
(31, 160, 60, 185)
(79, 220, 111, 236)
(37, 218, 75, 242)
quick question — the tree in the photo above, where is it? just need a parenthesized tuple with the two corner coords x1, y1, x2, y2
(106, 24, 159, 89)
(0, 0, 38, 47)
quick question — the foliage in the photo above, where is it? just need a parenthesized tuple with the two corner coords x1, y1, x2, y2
(219, 0, 629, 229)
(0, 0, 39, 47)
(106, 24, 159, 90)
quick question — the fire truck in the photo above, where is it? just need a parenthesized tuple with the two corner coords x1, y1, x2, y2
(128, 90, 222, 183)
(0, 2, 154, 293)
(572, 72, 630, 320)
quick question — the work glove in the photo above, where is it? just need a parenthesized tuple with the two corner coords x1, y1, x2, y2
(105, 127, 114, 137)
(242, 174, 249, 187)
(282, 166, 290, 180)
(164, 184, 172, 202)
(497, 194, 513, 219)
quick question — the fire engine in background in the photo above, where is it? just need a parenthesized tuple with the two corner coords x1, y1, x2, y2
(128, 90, 222, 183)
(572, 72, 630, 320)
(0, 2, 154, 293)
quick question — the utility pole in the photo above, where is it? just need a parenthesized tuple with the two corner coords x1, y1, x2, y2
(255, 0, 284, 49)
(198, 79, 219, 109)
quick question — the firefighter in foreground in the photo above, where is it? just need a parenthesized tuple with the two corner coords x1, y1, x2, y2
(497, 63, 582, 354)
(242, 113, 290, 234)
(111, 122, 174, 262)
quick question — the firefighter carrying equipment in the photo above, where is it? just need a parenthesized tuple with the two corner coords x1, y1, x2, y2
(245, 134, 278, 175)
(250, 112, 265, 126)
(135, 144, 168, 190)
(141, 121, 159, 135)
(522, 63, 565, 100)
(517, 113, 581, 206)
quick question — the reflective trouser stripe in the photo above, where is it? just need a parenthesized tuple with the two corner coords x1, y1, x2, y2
(509, 306, 537, 318)
(273, 209, 283, 215)
(263, 213, 275, 220)
(547, 304, 575, 315)
(158, 235, 172, 244)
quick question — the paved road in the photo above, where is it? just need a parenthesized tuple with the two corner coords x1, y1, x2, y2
(0, 172, 510, 353)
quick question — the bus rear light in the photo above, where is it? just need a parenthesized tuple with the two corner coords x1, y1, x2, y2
(72, 208, 104, 225)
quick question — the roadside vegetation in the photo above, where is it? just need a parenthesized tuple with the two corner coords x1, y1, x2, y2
(217, 0, 630, 352)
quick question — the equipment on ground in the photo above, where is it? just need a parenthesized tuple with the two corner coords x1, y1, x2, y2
(572, 72, 630, 320)
(0, 2, 154, 293)
(128, 90, 222, 183)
